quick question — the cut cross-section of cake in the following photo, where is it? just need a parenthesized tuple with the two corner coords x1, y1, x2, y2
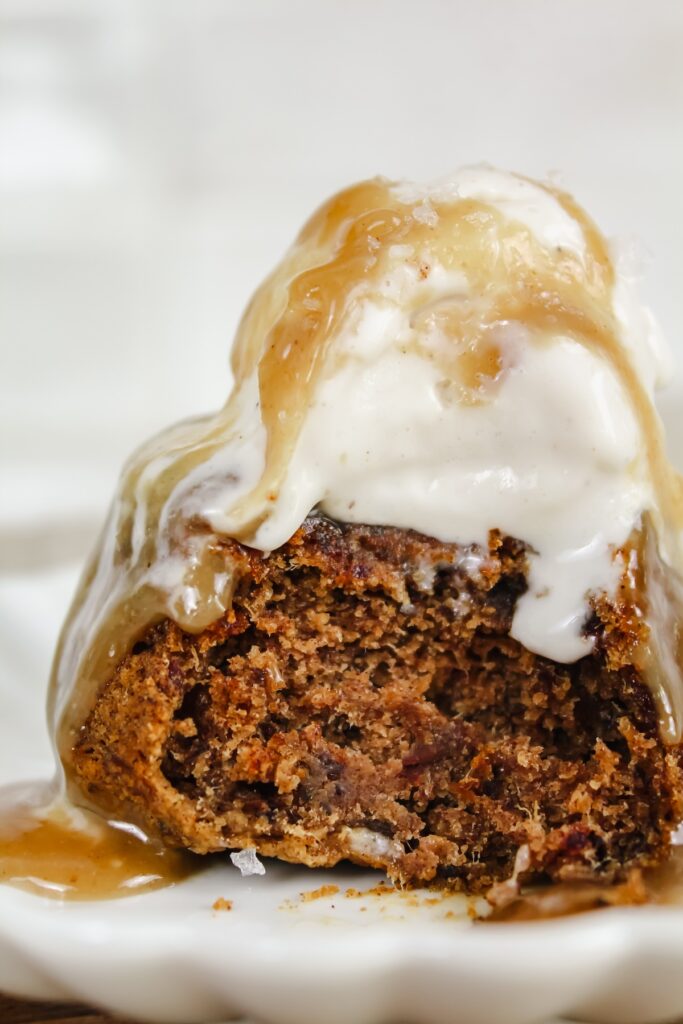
(54, 167, 683, 895)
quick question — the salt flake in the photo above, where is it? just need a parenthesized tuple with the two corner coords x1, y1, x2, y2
(230, 848, 266, 877)
(412, 201, 438, 227)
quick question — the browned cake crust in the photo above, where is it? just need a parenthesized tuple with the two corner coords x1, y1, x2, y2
(70, 515, 683, 893)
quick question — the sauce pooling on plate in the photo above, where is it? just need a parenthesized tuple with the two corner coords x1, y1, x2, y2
(0, 786, 197, 900)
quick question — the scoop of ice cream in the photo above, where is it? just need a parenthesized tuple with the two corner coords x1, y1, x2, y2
(179, 167, 676, 662)
(51, 167, 683, 750)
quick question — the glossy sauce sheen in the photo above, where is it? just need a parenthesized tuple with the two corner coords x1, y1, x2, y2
(0, 796, 197, 900)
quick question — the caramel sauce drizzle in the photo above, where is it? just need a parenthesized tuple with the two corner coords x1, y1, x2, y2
(50, 173, 683, 762)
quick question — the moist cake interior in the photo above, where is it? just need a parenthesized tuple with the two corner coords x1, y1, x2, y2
(70, 516, 683, 893)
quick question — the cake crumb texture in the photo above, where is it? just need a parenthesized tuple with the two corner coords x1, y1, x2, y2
(71, 516, 683, 893)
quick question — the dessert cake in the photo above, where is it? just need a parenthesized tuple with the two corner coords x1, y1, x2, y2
(51, 168, 683, 895)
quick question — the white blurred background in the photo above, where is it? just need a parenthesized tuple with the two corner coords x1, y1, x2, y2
(0, 2, 682, 773)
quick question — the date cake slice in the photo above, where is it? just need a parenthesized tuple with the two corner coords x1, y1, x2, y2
(51, 168, 683, 895)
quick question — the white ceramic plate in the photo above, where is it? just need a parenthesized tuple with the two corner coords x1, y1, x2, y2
(2, 563, 683, 1024)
